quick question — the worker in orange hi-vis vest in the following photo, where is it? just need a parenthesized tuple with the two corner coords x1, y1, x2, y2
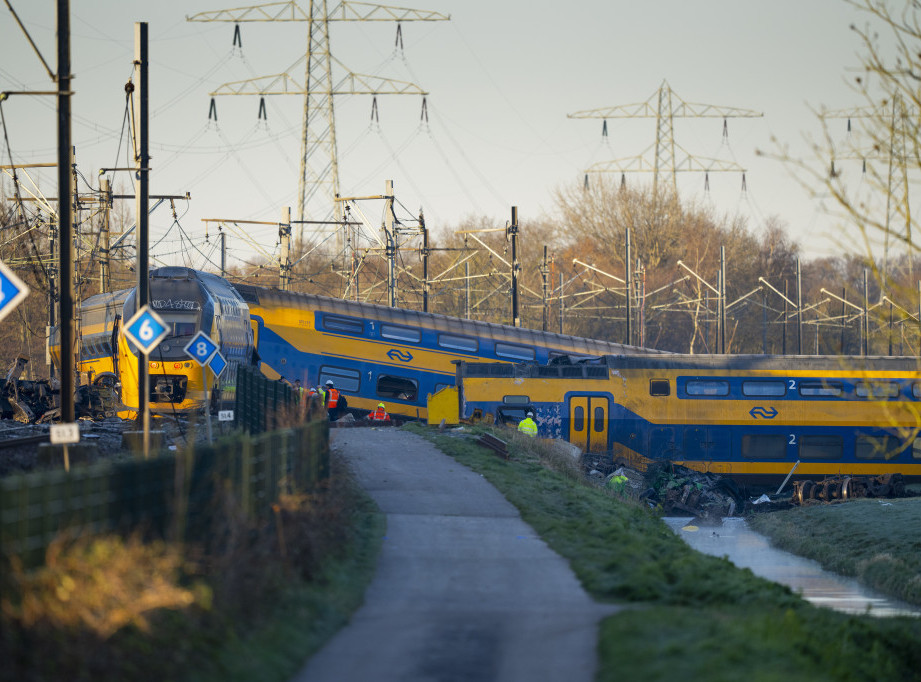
(368, 402, 391, 423)
(324, 379, 347, 421)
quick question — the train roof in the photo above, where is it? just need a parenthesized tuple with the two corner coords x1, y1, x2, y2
(81, 288, 131, 310)
(232, 283, 668, 356)
(457, 353, 921, 377)
(599, 353, 921, 372)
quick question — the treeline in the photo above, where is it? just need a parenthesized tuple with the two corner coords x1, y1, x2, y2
(281, 180, 918, 356)
(2, 178, 918, 382)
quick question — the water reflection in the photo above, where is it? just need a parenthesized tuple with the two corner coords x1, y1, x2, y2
(664, 516, 920, 618)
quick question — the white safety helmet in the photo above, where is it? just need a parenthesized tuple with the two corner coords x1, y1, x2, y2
(527, 411, 534, 418)
(325, 379, 334, 386)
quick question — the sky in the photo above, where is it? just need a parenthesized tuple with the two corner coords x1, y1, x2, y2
(0, 0, 886, 275)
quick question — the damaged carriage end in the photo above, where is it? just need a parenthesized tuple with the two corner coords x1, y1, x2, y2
(2, 356, 125, 424)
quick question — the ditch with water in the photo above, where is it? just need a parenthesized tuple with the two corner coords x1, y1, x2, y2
(664, 516, 920, 617)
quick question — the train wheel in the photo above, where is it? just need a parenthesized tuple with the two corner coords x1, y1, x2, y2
(840, 477, 852, 500)
(802, 480, 816, 501)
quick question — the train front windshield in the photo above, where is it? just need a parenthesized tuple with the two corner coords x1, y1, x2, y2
(152, 315, 202, 359)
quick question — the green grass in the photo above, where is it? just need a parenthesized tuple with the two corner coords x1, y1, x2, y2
(178, 455, 385, 682)
(749, 497, 921, 607)
(406, 423, 921, 682)
(0, 453, 385, 682)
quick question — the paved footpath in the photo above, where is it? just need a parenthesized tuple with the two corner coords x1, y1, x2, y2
(292, 428, 617, 682)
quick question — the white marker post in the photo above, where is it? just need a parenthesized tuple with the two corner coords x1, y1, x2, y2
(50, 422, 80, 471)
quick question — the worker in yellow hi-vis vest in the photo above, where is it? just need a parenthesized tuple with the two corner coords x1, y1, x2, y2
(518, 411, 537, 437)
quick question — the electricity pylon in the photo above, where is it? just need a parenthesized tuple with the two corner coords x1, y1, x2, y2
(187, 1, 449, 238)
(822, 95, 913, 288)
(568, 80, 762, 195)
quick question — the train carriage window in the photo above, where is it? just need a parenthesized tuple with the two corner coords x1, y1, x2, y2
(495, 343, 535, 361)
(855, 381, 900, 399)
(799, 435, 843, 459)
(649, 379, 670, 396)
(377, 375, 418, 401)
(438, 334, 478, 352)
(686, 380, 730, 396)
(381, 324, 421, 343)
(799, 381, 842, 397)
(742, 381, 786, 397)
(741, 435, 787, 459)
(856, 435, 901, 460)
(503, 395, 530, 404)
(322, 315, 364, 335)
(593, 406, 605, 432)
(913, 438, 921, 459)
(318, 366, 360, 392)
(913, 383, 921, 400)
(573, 406, 585, 431)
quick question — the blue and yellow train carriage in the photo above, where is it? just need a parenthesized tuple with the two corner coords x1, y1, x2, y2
(456, 354, 921, 483)
(50, 288, 130, 389)
(52, 268, 254, 415)
(232, 284, 662, 421)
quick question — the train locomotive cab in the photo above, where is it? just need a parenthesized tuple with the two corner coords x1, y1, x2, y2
(120, 268, 253, 412)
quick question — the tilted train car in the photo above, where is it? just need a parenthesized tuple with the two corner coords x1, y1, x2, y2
(456, 354, 921, 482)
(232, 284, 664, 421)
(49, 287, 130, 387)
(51, 267, 254, 414)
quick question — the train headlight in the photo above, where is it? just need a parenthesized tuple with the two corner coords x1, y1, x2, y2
(174, 363, 182, 369)
(150, 362, 159, 369)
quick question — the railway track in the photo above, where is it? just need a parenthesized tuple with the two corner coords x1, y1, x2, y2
(0, 433, 50, 450)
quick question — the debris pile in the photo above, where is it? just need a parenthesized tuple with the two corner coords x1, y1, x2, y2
(790, 473, 909, 505)
(2, 358, 57, 423)
(640, 463, 746, 521)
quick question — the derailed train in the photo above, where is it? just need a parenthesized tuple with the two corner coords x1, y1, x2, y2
(454, 354, 921, 482)
(51, 267, 658, 418)
(51, 268, 921, 483)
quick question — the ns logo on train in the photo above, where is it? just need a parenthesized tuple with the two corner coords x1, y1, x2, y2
(387, 349, 413, 362)
(749, 407, 779, 419)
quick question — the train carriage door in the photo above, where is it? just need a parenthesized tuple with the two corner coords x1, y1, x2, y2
(568, 395, 609, 453)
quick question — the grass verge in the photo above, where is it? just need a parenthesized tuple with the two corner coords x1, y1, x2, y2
(748, 497, 921, 607)
(0, 451, 384, 682)
(183, 451, 385, 682)
(406, 423, 921, 682)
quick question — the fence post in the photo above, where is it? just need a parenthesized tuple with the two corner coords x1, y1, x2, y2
(240, 436, 253, 517)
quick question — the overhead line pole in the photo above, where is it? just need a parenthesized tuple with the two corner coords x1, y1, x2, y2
(384, 180, 396, 307)
(510, 206, 519, 327)
(421, 209, 428, 313)
(57, 0, 74, 424)
(625, 228, 632, 346)
(134, 22, 151, 455)
(719, 245, 726, 353)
